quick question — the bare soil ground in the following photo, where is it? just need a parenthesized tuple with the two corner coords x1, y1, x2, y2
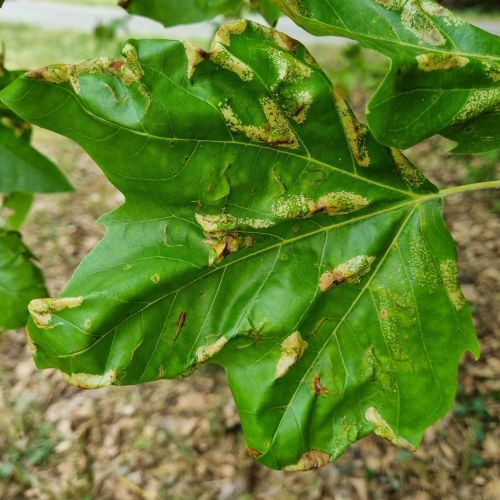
(0, 36, 498, 500)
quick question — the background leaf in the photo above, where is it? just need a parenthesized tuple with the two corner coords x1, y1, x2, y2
(1, 192, 33, 231)
(0, 63, 73, 194)
(120, 0, 244, 26)
(0, 230, 46, 331)
(0, 57, 71, 330)
(120, 0, 281, 27)
(255, 0, 281, 25)
(274, 0, 500, 152)
(0, 126, 73, 194)
(0, 21, 478, 470)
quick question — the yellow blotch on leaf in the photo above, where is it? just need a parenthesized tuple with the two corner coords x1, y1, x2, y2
(27, 44, 147, 95)
(220, 98, 299, 149)
(64, 370, 116, 389)
(416, 53, 469, 72)
(196, 336, 229, 364)
(272, 191, 370, 219)
(195, 212, 274, 234)
(276, 331, 308, 379)
(333, 88, 370, 167)
(320, 255, 376, 293)
(440, 259, 466, 310)
(365, 407, 415, 450)
(29, 297, 83, 328)
(284, 449, 330, 471)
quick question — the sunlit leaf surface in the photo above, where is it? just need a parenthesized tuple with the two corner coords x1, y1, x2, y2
(275, 0, 500, 152)
(1, 21, 478, 470)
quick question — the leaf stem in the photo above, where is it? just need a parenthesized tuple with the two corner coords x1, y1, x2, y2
(438, 180, 500, 199)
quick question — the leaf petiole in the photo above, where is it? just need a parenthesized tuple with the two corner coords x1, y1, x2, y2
(437, 180, 500, 199)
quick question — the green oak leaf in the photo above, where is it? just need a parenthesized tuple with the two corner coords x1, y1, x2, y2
(120, 0, 281, 27)
(119, 0, 244, 26)
(0, 63, 73, 194)
(0, 125, 72, 194)
(441, 111, 500, 153)
(0, 229, 47, 331)
(1, 192, 33, 231)
(0, 21, 479, 470)
(274, 0, 500, 153)
(0, 57, 71, 330)
(253, 0, 281, 25)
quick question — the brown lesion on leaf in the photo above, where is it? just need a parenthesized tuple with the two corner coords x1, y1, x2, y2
(284, 449, 330, 471)
(183, 42, 210, 79)
(29, 296, 83, 328)
(379, 308, 390, 320)
(174, 312, 187, 341)
(246, 448, 262, 459)
(0, 117, 31, 138)
(332, 88, 370, 167)
(290, 91, 313, 124)
(203, 232, 254, 266)
(183, 21, 257, 81)
(319, 255, 376, 293)
(195, 212, 268, 265)
(312, 375, 328, 396)
(276, 331, 308, 379)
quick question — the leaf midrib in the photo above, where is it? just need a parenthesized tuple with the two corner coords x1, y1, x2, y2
(259, 205, 418, 463)
(21, 79, 417, 199)
(55, 194, 438, 360)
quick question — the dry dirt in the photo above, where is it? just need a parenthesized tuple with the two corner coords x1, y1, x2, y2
(0, 127, 498, 499)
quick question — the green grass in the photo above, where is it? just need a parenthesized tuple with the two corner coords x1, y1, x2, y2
(0, 23, 121, 69)
(0, 22, 211, 70)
